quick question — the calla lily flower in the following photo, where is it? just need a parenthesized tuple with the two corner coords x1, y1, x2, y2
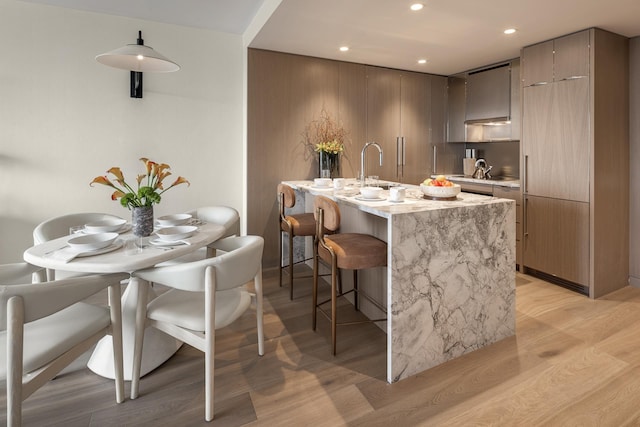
(90, 176, 114, 187)
(91, 158, 189, 209)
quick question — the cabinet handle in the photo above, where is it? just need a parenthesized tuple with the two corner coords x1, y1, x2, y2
(396, 137, 401, 177)
(523, 197, 529, 249)
(523, 155, 529, 195)
(530, 81, 549, 86)
(433, 145, 437, 174)
(402, 137, 406, 166)
(559, 75, 586, 81)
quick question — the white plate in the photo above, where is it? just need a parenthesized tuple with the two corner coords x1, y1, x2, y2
(68, 232, 119, 251)
(311, 185, 334, 190)
(84, 218, 127, 233)
(155, 225, 198, 241)
(355, 196, 386, 202)
(76, 240, 124, 257)
(149, 238, 185, 247)
(156, 213, 193, 227)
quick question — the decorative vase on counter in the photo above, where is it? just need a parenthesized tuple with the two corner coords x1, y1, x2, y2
(132, 206, 154, 237)
(318, 151, 341, 178)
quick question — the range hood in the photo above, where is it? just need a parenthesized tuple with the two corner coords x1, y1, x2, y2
(465, 63, 511, 124)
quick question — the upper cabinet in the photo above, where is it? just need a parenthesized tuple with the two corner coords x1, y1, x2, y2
(447, 59, 520, 143)
(522, 31, 590, 86)
(465, 63, 511, 122)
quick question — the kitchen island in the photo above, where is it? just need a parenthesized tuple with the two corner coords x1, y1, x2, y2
(284, 180, 516, 383)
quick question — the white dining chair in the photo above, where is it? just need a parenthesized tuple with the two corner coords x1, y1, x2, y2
(159, 206, 241, 265)
(33, 212, 124, 280)
(130, 235, 264, 422)
(0, 263, 127, 427)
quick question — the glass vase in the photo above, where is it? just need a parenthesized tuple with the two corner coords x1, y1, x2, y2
(132, 206, 154, 237)
(318, 151, 341, 178)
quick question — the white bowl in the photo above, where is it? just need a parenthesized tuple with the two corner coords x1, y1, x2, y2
(68, 232, 118, 252)
(420, 183, 461, 199)
(314, 178, 332, 187)
(360, 186, 383, 199)
(155, 225, 198, 241)
(84, 218, 127, 233)
(156, 213, 193, 227)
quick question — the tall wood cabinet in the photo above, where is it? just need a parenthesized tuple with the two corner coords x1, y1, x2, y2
(521, 28, 629, 298)
(365, 67, 441, 185)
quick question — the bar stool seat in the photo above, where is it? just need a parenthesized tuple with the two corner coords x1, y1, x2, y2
(312, 195, 387, 355)
(278, 183, 316, 300)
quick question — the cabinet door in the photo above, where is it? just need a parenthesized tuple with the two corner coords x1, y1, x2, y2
(400, 71, 431, 185)
(338, 62, 367, 178)
(554, 30, 590, 81)
(493, 186, 522, 269)
(366, 66, 400, 181)
(522, 40, 553, 86)
(446, 76, 466, 142)
(523, 195, 590, 286)
(522, 79, 589, 202)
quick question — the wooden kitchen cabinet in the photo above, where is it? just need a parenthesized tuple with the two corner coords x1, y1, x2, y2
(554, 30, 590, 80)
(365, 66, 433, 185)
(522, 78, 590, 202)
(522, 31, 590, 86)
(520, 28, 629, 298)
(523, 196, 590, 287)
(521, 40, 553, 86)
(493, 186, 523, 270)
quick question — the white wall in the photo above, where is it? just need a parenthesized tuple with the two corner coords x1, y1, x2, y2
(0, 0, 244, 262)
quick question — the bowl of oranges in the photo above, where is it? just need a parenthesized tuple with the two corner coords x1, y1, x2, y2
(420, 175, 461, 199)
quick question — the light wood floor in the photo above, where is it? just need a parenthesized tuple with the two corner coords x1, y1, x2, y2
(3, 268, 640, 426)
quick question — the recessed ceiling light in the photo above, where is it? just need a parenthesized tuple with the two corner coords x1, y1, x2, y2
(418, 59, 427, 64)
(504, 28, 517, 35)
(339, 46, 349, 52)
(410, 3, 424, 11)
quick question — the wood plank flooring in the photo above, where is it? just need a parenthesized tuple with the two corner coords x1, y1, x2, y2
(3, 268, 640, 426)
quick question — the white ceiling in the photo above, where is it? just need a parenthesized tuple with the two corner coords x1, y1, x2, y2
(21, 0, 640, 75)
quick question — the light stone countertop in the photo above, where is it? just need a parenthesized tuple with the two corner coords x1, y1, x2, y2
(284, 179, 512, 219)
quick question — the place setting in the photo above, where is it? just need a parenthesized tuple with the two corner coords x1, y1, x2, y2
(47, 232, 124, 262)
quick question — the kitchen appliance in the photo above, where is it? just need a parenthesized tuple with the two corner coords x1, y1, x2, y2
(463, 149, 477, 176)
(472, 159, 493, 180)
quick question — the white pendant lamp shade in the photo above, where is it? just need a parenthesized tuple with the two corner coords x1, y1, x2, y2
(96, 43, 179, 73)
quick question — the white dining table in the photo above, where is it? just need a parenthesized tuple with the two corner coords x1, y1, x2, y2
(23, 222, 226, 380)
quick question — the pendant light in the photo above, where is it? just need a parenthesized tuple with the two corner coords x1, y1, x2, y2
(96, 31, 180, 98)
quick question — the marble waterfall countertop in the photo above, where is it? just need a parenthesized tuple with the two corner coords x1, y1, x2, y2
(283, 179, 516, 383)
(284, 179, 511, 218)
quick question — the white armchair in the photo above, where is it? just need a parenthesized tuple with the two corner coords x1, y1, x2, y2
(159, 206, 241, 265)
(130, 235, 264, 422)
(0, 264, 127, 426)
(33, 212, 123, 280)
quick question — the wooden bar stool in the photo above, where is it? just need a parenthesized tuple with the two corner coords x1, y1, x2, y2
(312, 195, 387, 355)
(278, 183, 316, 300)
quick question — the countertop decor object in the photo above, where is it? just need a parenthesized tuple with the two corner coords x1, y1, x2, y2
(95, 31, 180, 98)
(90, 157, 190, 237)
(302, 108, 349, 178)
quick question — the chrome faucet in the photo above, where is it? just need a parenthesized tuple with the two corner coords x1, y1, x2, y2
(360, 142, 383, 186)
